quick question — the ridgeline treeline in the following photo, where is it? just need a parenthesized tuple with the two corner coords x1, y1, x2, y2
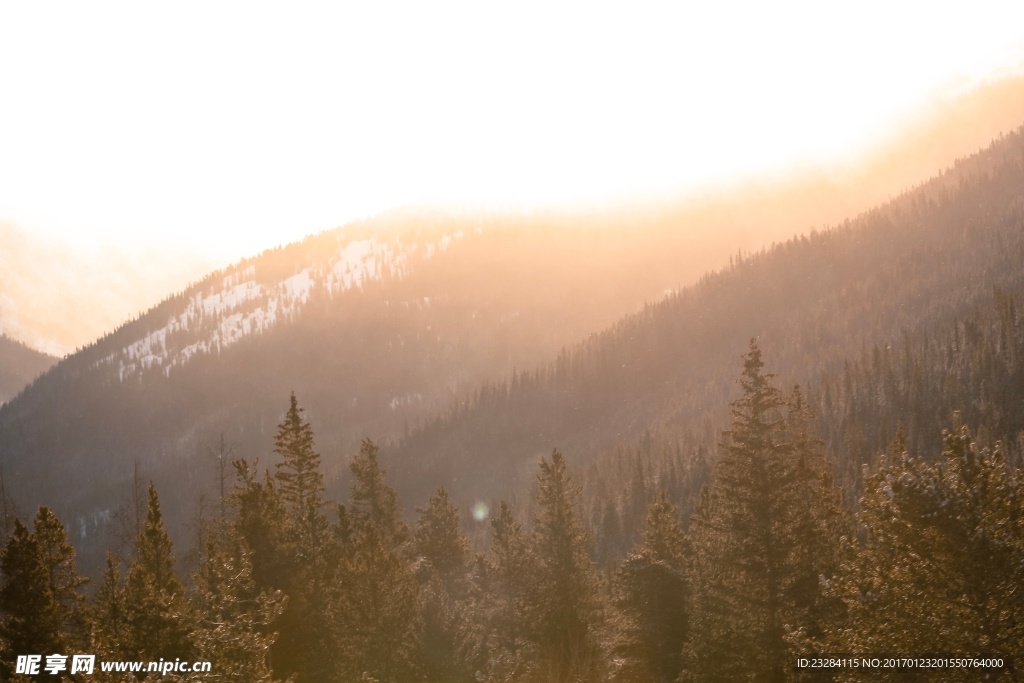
(386, 124, 1024, 537)
(0, 335, 54, 406)
(2, 342, 1021, 681)
(3, 121, 1024, 682)
(4, 125, 1024, 585)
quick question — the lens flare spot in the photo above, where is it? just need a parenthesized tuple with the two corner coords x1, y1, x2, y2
(471, 501, 489, 522)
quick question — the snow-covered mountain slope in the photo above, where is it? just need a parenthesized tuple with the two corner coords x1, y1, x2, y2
(5, 81, 1024, 576)
(98, 234, 461, 381)
(0, 210, 716, 574)
(11, 115, 1024, 576)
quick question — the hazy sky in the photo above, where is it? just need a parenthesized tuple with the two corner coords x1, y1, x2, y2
(2, 1, 1024, 262)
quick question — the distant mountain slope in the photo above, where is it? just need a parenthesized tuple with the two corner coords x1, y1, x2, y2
(3, 76, 1024, 359)
(385, 125, 1024, 512)
(0, 220, 217, 356)
(0, 334, 56, 404)
(0, 206, 760, 572)
(4, 116, 1024, 577)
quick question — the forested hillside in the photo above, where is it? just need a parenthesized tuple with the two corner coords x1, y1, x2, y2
(0, 203, 790, 574)
(0, 335, 55, 405)
(1, 125, 1023, 680)
(5, 122, 1024, 584)
(387, 125, 1024, 524)
(2, 350, 1019, 681)
(4, 11, 1024, 678)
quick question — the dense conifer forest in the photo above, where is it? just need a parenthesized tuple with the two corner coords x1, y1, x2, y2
(1, 126, 1024, 680)
(2, 346, 1021, 681)
(3, 124, 1024, 581)
(386, 125, 1024, 520)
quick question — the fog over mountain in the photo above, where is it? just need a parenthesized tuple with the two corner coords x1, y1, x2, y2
(3, 102, 1024, 581)
(0, 221, 218, 357)
(2, 76, 1024, 359)
(2, 62, 1024, 682)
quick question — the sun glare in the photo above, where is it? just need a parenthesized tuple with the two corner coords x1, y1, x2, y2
(0, 2, 1023, 261)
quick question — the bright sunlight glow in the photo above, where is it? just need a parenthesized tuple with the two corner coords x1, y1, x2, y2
(1, 1, 1024, 261)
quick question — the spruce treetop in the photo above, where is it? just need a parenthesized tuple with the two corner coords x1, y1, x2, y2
(637, 489, 687, 567)
(122, 483, 192, 662)
(350, 437, 408, 545)
(686, 341, 846, 680)
(133, 482, 180, 595)
(0, 518, 60, 667)
(415, 487, 469, 581)
(721, 338, 787, 460)
(274, 392, 325, 517)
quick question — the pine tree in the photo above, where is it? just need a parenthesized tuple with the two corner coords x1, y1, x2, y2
(686, 340, 790, 681)
(829, 417, 1024, 673)
(233, 397, 342, 683)
(336, 438, 420, 682)
(32, 507, 89, 652)
(481, 501, 533, 682)
(613, 489, 689, 682)
(273, 392, 327, 549)
(413, 488, 478, 683)
(349, 438, 407, 546)
(0, 519, 58, 681)
(122, 483, 193, 662)
(230, 459, 289, 597)
(781, 385, 849, 652)
(191, 534, 288, 681)
(414, 487, 469, 589)
(684, 340, 846, 681)
(524, 449, 604, 682)
(0, 507, 89, 682)
(91, 552, 127, 664)
(234, 452, 335, 682)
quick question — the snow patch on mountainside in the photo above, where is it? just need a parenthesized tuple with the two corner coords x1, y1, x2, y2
(96, 234, 463, 380)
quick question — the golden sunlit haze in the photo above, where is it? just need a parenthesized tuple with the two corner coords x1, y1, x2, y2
(1, 1, 1023, 263)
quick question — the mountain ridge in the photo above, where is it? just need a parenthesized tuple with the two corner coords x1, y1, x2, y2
(3, 117, 1024, 577)
(384, 124, 1024, 516)
(0, 334, 56, 405)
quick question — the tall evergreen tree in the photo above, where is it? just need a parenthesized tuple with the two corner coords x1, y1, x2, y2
(0, 520, 58, 682)
(237, 413, 336, 683)
(122, 483, 193, 663)
(414, 487, 469, 589)
(230, 459, 289, 598)
(686, 339, 790, 681)
(191, 534, 288, 681)
(828, 417, 1024, 673)
(90, 552, 127, 667)
(525, 449, 604, 682)
(336, 438, 420, 682)
(273, 392, 327, 549)
(32, 507, 89, 653)
(781, 385, 849, 653)
(684, 340, 846, 681)
(272, 392, 347, 683)
(613, 489, 689, 683)
(481, 501, 533, 682)
(0, 507, 89, 682)
(413, 487, 479, 683)
(349, 438, 408, 546)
